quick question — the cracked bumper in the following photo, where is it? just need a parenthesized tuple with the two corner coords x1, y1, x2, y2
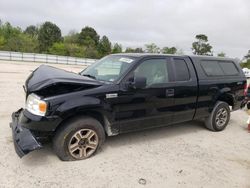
(10, 108, 42, 158)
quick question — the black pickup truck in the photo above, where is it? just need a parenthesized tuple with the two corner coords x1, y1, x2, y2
(10, 54, 246, 161)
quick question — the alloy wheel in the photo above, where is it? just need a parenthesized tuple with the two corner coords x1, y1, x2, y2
(215, 108, 228, 127)
(68, 129, 99, 159)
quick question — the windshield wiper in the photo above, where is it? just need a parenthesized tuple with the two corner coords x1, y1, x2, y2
(82, 74, 96, 80)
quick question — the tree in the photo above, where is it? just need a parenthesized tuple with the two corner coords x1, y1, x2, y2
(217, 52, 226, 57)
(48, 42, 67, 56)
(0, 21, 38, 52)
(192, 34, 213, 55)
(65, 43, 85, 57)
(24, 25, 38, 38)
(64, 30, 79, 44)
(125, 47, 144, 53)
(112, 43, 122, 53)
(145, 43, 160, 53)
(48, 42, 85, 57)
(85, 46, 99, 59)
(38, 21, 62, 52)
(134, 48, 144, 53)
(162, 47, 177, 54)
(240, 50, 250, 68)
(125, 47, 134, 53)
(244, 50, 250, 60)
(0, 22, 21, 40)
(97, 35, 112, 57)
(78, 26, 99, 47)
(4, 33, 38, 52)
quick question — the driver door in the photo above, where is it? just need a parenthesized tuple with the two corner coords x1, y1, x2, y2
(116, 57, 175, 133)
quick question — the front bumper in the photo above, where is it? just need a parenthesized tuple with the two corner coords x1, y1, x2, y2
(10, 109, 42, 158)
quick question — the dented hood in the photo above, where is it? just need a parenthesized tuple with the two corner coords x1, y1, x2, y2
(25, 65, 102, 93)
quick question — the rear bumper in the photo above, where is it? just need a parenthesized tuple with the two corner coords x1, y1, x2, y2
(10, 109, 42, 158)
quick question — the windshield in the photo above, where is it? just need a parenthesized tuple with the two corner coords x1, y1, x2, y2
(80, 55, 136, 82)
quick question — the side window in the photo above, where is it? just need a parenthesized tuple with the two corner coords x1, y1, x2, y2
(219, 61, 239, 75)
(134, 59, 169, 87)
(173, 58, 190, 81)
(201, 61, 224, 76)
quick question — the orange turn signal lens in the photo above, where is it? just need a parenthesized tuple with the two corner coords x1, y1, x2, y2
(39, 102, 47, 113)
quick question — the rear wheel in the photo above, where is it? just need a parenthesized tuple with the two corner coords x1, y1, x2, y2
(53, 116, 105, 161)
(205, 101, 230, 131)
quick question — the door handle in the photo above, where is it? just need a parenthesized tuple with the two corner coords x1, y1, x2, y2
(166, 89, 175, 97)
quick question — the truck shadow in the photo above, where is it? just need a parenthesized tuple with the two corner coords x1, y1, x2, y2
(103, 120, 206, 149)
(22, 120, 206, 165)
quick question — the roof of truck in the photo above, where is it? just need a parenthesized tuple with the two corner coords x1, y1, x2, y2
(113, 53, 237, 62)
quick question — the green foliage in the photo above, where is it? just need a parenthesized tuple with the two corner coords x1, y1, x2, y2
(134, 48, 144, 53)
(38, 21, 62, 52)
(217, 52, 226, 57)
(66, 43, 85, 57)
(240, 59, 250, 68)
(78, 26, 99, 47)
(125, 48, 134, 53)
(64, 31, 79, 44)
(125, 47, 144, 53)
(49, 42, 85, 57)
(5, 34, 38, 52)
(244, 50, 250, 60)
(84, 46, 99, 59)
(112, 43, 122, 53)
(48, 42, 67, 56)
(0, 35, 6, 48)
(0, 22, 21, 40)
(97, 35, 112, 57)
(24, 25, 38, 38)
(240, 50, 250, 68)
(0, 22, 38, 52)
(145, 43, 160, 53)
(192, 34, 213, 55)
(162, 47, 177, 54)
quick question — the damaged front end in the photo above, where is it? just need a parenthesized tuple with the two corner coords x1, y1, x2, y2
(10, 109, 42, 158)
(25, 64, 102, 96)
(10, 65, 104, 158)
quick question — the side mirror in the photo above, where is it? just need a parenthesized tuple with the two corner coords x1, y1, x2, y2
(130, 76, 146, 89)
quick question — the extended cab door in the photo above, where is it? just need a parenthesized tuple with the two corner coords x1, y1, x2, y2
(117, 57, 175, 133)
(171, 57, 198, 123)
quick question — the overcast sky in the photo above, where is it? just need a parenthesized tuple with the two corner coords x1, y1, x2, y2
(0, 0, 249, 58)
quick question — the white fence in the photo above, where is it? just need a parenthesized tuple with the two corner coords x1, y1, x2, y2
(0, 51, 96, 66)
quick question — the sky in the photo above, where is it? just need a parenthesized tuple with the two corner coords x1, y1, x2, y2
(0, 0, 249, 58)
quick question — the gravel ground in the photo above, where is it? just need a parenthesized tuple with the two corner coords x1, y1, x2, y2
(0, 60, 250, 188)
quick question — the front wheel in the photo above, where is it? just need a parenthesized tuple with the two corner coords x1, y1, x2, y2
(53, 116, 105, 161)
(205, 101, 230, 131)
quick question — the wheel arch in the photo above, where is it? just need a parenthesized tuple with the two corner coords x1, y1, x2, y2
(54, 109, 118, 137)
(210, 87, 235, 112)
(217, 92, 235, 108)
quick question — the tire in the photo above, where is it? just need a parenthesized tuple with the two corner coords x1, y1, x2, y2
(53, 116, 105, 161)
(205, 101, 230, 131)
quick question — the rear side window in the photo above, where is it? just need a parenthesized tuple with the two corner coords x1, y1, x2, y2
(201, 60, 239, 76)
(174, 59, 190, 81)
(201, 61, 224, 76)
(219, 61, 239, 75)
